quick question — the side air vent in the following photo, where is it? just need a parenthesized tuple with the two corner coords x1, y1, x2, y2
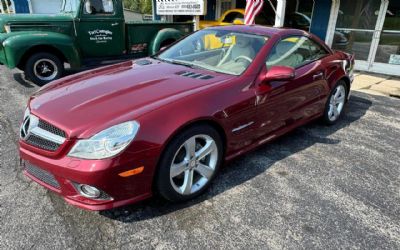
(176, 71, 214, 80)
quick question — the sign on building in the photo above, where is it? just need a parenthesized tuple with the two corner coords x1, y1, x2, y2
(156, 0, 206, 15)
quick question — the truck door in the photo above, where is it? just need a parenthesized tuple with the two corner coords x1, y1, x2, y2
(77, 0, 125, 57)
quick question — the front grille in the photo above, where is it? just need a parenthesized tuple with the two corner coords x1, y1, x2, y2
(38, 120, 66, 137)
(25, 162, 60, 190)
(21, 114, 66, 152)
(26, 134, 60, 151)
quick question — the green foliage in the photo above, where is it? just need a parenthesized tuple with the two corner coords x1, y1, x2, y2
(123, 0, 152, 14)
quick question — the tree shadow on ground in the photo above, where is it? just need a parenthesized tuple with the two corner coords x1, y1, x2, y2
(100, 93, 373, 223)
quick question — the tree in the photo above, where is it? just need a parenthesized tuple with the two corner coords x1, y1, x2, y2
(123, 0, 152, 14)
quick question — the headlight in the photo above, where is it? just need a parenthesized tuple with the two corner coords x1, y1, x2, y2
(4, 25, 11, 33)
(68, 121, 140, 159)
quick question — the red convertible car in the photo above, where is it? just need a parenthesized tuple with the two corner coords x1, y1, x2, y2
(19, 26, 354, 211)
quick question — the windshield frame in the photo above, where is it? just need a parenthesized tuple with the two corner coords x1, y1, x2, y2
(155, 29, 269, 76)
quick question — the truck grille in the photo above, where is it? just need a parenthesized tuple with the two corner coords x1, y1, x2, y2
(25, 162, 60, 190)
(20, 113, 66, 152)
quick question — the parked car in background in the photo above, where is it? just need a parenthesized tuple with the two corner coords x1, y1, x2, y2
(19, 25, 354, 210)
(0, 0, 193, 85)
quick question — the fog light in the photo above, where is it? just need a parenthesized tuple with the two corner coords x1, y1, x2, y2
(79, 184, 101, 198)
(72, 183, 113, 200)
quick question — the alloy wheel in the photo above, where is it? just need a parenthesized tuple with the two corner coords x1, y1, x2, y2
(328, 85, 346, 121)
(170, 134, 218, 195)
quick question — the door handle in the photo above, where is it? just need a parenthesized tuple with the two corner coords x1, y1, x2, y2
(111, 22, 119, 26)
(313, 72, 324, 80)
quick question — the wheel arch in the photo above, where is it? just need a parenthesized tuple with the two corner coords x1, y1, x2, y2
(17, 45, 67, 70)
(2, 32, 81, 69)
(148, 28, 183, 55)
(338, 76, 351, 100)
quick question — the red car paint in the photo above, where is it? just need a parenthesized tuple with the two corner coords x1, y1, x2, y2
(19, 26, 354, 210)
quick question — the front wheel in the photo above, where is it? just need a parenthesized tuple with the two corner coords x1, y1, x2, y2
(25, 52, 64, 86)
(156, 125, 223, 202)
(322, 81, 348, 125)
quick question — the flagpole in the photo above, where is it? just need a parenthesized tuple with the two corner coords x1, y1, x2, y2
(193, 15, 200, 31)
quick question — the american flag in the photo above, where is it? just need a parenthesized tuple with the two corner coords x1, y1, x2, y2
(244, 0, 264, 25)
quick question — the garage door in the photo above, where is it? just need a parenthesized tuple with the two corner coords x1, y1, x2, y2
(30, 0, 62, 14)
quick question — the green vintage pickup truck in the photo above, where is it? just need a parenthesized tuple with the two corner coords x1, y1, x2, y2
(0, 0, 193, 85)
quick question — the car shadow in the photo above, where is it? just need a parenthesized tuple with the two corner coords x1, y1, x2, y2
(99, 94, 373, 223)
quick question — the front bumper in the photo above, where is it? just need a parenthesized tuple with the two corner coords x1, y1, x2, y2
(19, 144, 160, 211)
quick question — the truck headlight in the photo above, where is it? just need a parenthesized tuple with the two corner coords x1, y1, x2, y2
(4, 25, 11, 33)
(68, 121, 140, 159)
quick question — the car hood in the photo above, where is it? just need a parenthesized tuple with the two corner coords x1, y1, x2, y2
(29, 59, 233, 138)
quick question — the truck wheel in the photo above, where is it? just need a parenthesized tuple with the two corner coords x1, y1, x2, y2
(25, 52, 64, 86)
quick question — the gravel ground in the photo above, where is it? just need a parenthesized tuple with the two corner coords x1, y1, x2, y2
(0, 66, 399, 249)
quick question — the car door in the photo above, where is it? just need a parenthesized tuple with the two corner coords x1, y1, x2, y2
(255, 35, 329, 137)
(76, 0, 125, 57)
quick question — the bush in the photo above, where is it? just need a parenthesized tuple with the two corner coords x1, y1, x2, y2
(123, 0, 152, 14)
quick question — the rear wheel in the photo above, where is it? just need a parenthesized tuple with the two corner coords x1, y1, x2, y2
(156, 125, 223, 202)
(322, 81, 348, 125)
(25, 52, 64, 86)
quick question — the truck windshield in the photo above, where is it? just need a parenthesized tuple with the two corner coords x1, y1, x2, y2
(61, 0, 79, 13)
(158, 29, 268, 75)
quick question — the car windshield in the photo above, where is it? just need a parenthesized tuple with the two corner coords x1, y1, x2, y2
(157, 29, 268, 75)
(61, 0, 79, 13)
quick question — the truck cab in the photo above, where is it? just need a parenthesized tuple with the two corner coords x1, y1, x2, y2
(0, 0, 193, 85)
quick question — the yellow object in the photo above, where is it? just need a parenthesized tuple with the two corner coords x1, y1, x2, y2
(199, 9, 245, 50)
(119, 166, 145, 177)
(199, 9, 245, 29)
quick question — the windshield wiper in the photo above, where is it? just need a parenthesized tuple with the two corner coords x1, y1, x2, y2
(166, 59, 198, 69)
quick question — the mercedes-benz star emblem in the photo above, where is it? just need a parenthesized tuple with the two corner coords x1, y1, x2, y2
(20, 116, 31, 140)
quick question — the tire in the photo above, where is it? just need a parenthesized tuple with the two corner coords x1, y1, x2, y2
(322, 80, 348, 125)
(25, 52, 64, 86)
(156, 125, 223, 202)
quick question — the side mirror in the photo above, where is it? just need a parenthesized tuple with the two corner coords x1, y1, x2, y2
(263, 66, 295, 82)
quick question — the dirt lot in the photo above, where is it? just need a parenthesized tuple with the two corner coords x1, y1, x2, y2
(1, 66, 399, 249)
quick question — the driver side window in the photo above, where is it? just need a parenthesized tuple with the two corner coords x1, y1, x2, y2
(84, 0, 114, 15)
(266, 36, 328, 69)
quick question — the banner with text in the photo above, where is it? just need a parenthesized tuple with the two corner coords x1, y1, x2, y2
(156, 0, 206, 15)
